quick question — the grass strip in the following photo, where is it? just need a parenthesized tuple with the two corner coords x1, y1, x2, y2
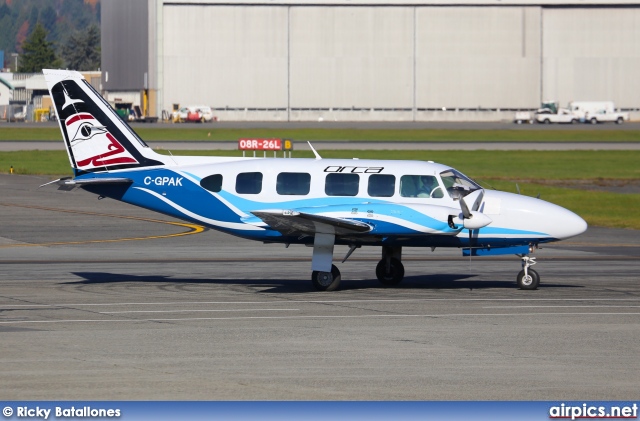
(2, 126, 640, 142)
(1, 149, 638, 229)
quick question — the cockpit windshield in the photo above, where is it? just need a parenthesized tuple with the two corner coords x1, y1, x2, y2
(439, 169, 481, 200)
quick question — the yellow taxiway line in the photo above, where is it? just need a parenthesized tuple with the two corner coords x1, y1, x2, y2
(0, 203, 206, 248)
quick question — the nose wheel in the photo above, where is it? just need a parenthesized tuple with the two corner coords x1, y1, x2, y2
(517, 255, 539, 290)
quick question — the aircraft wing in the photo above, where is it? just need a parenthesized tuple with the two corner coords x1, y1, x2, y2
(250, 210, 372, 237)
(249, 202, 467, 238)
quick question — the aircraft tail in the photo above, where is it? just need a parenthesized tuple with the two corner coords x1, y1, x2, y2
(43, 69, 168, 175)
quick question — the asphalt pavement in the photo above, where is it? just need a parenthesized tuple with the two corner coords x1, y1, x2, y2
(1, 174, 638, 400)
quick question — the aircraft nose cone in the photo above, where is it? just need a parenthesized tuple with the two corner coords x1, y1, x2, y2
(554, 208, 588, 240)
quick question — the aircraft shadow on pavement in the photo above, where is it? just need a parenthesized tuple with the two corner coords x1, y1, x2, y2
(67, 271, 580, 293)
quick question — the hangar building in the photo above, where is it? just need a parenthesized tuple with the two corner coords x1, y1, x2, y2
(101, 0, 640, 121)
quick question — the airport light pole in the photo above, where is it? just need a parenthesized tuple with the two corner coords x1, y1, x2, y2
(11, 53, 18, 72)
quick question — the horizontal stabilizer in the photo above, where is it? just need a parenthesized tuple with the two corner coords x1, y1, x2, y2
(250, 209, 371, 237)
(40, 177, 132, 191)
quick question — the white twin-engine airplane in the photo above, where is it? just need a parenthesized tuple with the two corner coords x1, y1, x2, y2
(43, 69, 587, 291)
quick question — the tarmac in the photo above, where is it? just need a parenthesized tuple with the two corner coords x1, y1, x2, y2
(1, 174, 639, 400)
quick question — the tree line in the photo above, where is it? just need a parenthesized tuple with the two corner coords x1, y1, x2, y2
(18, 23, 101, 72)
(0, 0, 101, 72)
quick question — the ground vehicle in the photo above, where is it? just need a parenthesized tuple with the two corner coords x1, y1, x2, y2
(172, 106, 213, 123)
(513, 111, 533, 124)
(535, 108, 578, 124)
(194, 106, 213, 122)
(11, 105, 27, 122)
(531, 101, 577, 124)
(568, 101, 629, 124)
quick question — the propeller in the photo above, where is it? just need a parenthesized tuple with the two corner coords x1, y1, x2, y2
(456, 190, 491, 248)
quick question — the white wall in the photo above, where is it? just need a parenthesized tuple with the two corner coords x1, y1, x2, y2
(289, 7, 414, 109)
(159, 3, 640, 121)
(163, 5, 288, 109)
(416, 7, 541, 109)
(542, 8, 640, 108)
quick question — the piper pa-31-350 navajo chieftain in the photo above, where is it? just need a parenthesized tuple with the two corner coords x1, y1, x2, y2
(42, 69, 587, 291)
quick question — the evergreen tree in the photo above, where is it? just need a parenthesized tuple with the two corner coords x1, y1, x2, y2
(62, 25, 101, 71)
(19, 23, 62, 72)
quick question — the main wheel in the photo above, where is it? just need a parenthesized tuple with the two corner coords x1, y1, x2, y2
(311, 264, 341, 291)
(375, 258, 405, 286)
(517, 268, 540, 290)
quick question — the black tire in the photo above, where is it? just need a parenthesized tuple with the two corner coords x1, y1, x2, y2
(571, 119, 578, 124)
(616, 117, 623, 124)
(375, 258, 405, 286)
(590, 117, 598, 125)
(543, 119, 550, 124)
(516, 268, 540, 290)
(311, 264, 341, 291)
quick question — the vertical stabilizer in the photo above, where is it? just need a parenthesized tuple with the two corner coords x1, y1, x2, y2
(43, 69, 168, 175)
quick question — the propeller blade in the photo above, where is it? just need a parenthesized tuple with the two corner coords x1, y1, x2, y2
(459, 197, 472, 219)
(472, 190, 484, 212)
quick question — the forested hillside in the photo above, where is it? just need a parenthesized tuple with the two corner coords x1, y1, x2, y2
(0, 0, 100, 68)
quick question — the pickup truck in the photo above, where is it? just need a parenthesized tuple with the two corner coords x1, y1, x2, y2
(584, 109, 629, 125)
(535, 108, 578, 124)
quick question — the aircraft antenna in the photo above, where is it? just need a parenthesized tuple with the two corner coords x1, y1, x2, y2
(167, 150, 178, 166)
(307, 142, 322, 160)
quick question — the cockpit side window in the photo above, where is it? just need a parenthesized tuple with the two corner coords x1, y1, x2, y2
(439, 169, 481, 200)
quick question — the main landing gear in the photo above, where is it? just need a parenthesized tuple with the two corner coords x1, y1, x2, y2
(375, 246, 405, 286)
(310, 240, 407, 291)
(311, 265, 342, 292)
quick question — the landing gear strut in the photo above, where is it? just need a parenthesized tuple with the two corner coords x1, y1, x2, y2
(517, 255, 539, 290)
(376, 246, 405, 286)
(310, 232, 342, 291)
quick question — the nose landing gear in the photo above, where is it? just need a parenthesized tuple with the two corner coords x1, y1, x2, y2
(517, 255, 539, 290)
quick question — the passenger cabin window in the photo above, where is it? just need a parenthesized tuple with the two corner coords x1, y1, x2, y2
(400, 175, 443, 198)
(200, 174, 223, 192)
(236, 172, 263, 194)
(367, 174, 395, 197)
(277, 172, 311, 195)
(325, 173, 359, 196)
